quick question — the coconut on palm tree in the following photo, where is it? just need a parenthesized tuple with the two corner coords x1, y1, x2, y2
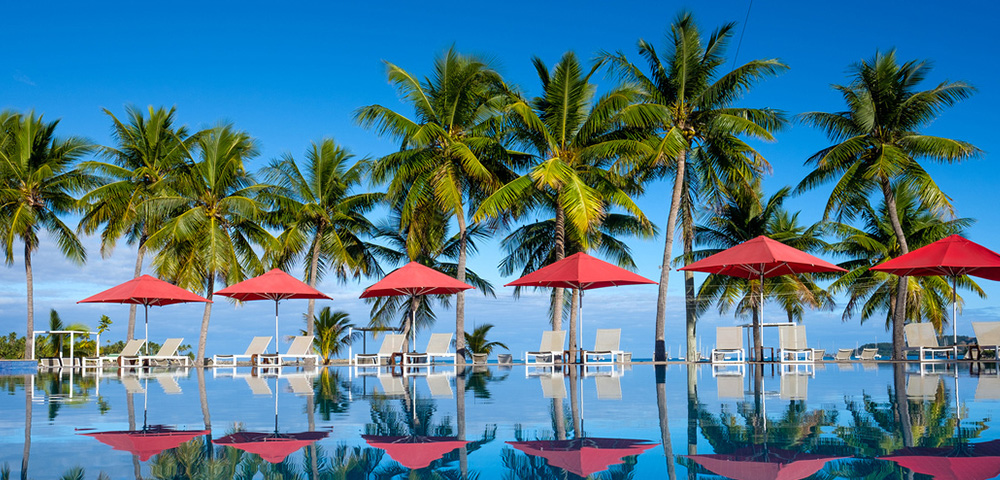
(78, 105, 194, 341)
(0, 110, 95, 359)
(797, 50, 981, 359)
(604, 11, 788, 361)
(356, 47, 520, 363)
(260, 139, 382, 338)
(145, 124, 271, 365)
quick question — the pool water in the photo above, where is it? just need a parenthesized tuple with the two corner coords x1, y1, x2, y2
(2, 362, 999, 479)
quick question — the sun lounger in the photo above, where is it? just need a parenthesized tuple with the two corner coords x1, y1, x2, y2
(904, 323, 957, 362)
(404, 333, 456, 366)
(711, 327, 746, 363)
(254, 335, 319, 366)
(972, 322, 1000, 360)
(125, 338, 189, 367)
(355, 334, 405, 367)
(834, 349, 853, 361)
(855, 348, 880, 361)
(582, 329, 624, 364)
(778, 325, 814, 363)
(813, 349, 826, 361)
(524, 330, 566, 365)
(84, 339, 146, 368)
(213, 336, 272, 367)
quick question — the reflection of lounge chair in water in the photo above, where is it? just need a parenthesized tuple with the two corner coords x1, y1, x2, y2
(377, 374, 406, 397)
(906, 373, 942, 400)
(539, 374, 566, 399)
(780, 373, 809, 401)
(976, 375, 1000, 401)
(120, 375, 145, 394)
(284, 374, 314, 396)
(594, 375, 622, 400)
(716, 374, 745, 400)
(426, 374, 453, 398)
(245, 375, 273, 396)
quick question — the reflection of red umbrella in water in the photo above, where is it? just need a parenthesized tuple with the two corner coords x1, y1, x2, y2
(78, 274, 211, 355)
(505, 252, 656, 355)
(870, 234, 1000, 344)
(679, 236, 846, 359)
(215, 269, 331, 354)
(882, 439, 1000, 480)
(506, 437, 658, 477)
(685, 446, 846, 480)
(363, 435, 470, 469)
(82, 425, 209, 461)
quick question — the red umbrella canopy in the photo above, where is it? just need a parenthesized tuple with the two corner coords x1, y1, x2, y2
(78, 275, 211, 306)
(214, 431, 329, 464)
(679, 236, 847, 278)
(685, 447, 847, 480)
(882, 440, 1000, 480)
(505, 252, 657, 290)
(507, 438, 658, 477)
(360, 262, 474, 298)
(363, 435, 470, 469)
(870, 235, 1000, 281)
(82, 426, 210, 461)
(215, 269, 332, 301)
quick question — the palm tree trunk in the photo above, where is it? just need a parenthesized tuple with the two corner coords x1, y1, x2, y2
(882, 181, 910, 360)
(24, 243, 33, 360)
(569, 289, 579, 363)
(455, 210, 468, 365)
(682, 201, 697, 362)
(196, 278, 214, 367)
(404, 296, 420, 350)
(21, 376, 31, 480)
(752, 301, 763, 362)
(655, 367, 677, 480)
(552, 205, 566, 331)
(306, 227, 323, 338)
(127, 234, 147, 341)
(655, 149, 687, 362)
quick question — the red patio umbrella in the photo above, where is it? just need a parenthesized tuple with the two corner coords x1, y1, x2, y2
(78, 274, 211, 354)
(679, 236, 846, 359)
(505, 252, 656, 354)
(83, 425, 210, 461)
(363, 435, 469, 470)
(360, 262, 473, 350)
(870, 235, 1000, 344)
(215, 430, 329, 463)
(215, 269, 331, 354)
(882, 439, 1000, 480)
(507, 437, 658, 477)
(685, 446, 846, 480)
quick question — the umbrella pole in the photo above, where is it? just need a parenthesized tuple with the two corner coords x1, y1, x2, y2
(953, 276, 958, 346)
(275, 299, 280, 355)
(274, 377, 279, 434)
(144, 304, 150, 356)
(579, 289, 584, 364)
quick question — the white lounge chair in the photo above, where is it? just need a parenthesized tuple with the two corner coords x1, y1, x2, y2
(834, 349, 853, 361)
(254, 335, 319, 366)
(778, 325, 814, 363)
(213, 336, 272, 367)
(83, 339, 146, 368)
(355, 334, 405, 367)
(972, 322, 1000, 360)
(855, 348, 880, 361)
(904, 323, 957, 362)
(711, 327, 746, 364)
(129, 338, 189, 367)
(582, 329, 624, 364)
(524, 330, 566, 365)
(404, 333, 456, 366)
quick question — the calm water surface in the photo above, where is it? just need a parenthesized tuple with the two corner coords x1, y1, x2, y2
(2, 362, 1000, 479)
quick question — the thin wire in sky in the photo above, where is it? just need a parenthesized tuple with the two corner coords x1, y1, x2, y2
(732, 0, 754, 70)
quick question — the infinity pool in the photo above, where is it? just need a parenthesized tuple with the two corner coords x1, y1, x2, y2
(2, 362, 999, 479)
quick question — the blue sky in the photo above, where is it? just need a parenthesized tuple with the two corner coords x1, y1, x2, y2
(2, 0, 998, 358)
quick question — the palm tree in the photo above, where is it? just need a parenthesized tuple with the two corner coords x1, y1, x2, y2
(300, 307, 361, 364)
(689, 183, 834, 355)
(260, 139, 381, 338)
(0, 110, 94, 359)
(78, 105, 193, 341)
(474, 51, 651, 336)
(604, 11, 788, 361)
(145, 123, 271, 365)
(356, 47, 518, 363)
(826, 183, 981, 332)
(797, 50, 981, 359)
(463, 323, 508, 359)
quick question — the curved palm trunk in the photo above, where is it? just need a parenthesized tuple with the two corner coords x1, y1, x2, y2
(656, 149, 687, 362)
(455, 211, 468, 365)
(552, 205, 566, 331)
(196, 279, 214, 367)
(882, 181, 910, 360)
(306, 227, 323, 339)
(569, 289, 579, 363)
(752, 302, 763, 362)
(127, 235, 148, 341)
(682, 203, 697, 361)
(404, 296, 420, 351)
(24, 244, 34, 360)
(21, 376, 31, 480)
(655, 367, 677, 480)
